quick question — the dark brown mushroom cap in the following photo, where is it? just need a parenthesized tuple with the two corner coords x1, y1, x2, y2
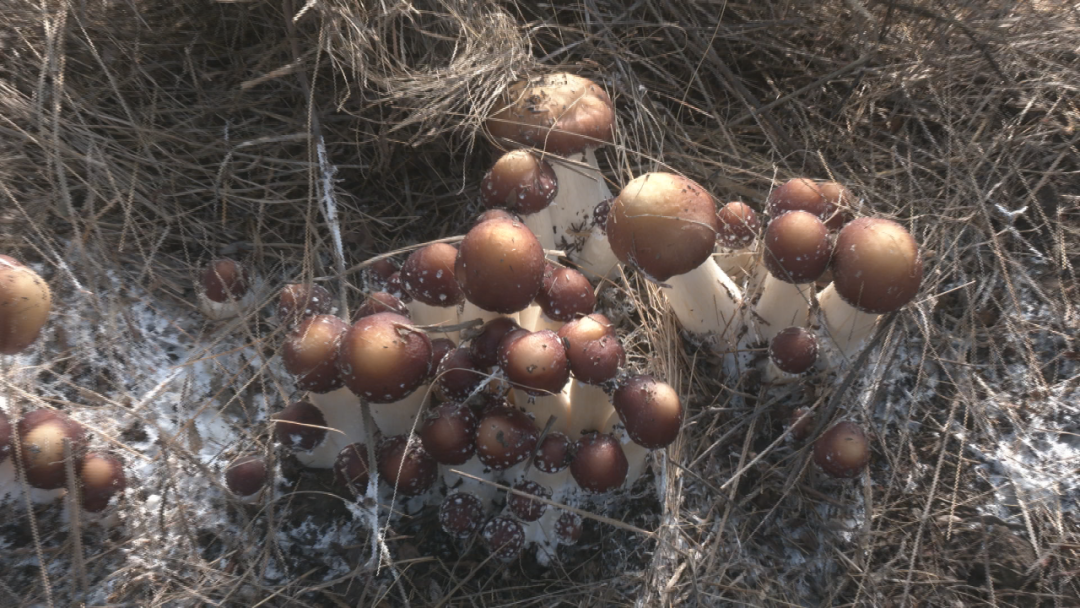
(570, 432, 628, 493)
(612, 375, 683, 449)
(282, 314, 349, 394)
(428, 338, 457, 381)
(80, 452, 126, 513)
(717, 201, 761, 249)
(334, 443, 371, 496)
(352, 291, 410, 321)
(769, 327, 819, 375)
(418, 402, 478, 465)
(433, 347, 486, 402)
(17, 409, 86, 490)
(401, 243, 464, 307)
(377, 435, 438, 496)
(533, 431, 572, 473)
(766, 178, 853, 230)
(557, 314, 625, 385)
(481, 516, 526, 562)
(536, 265, 595, 322)
(224, 454, 268, 497)
(272, 400, 328, 452)
(831, 217, 923, 314)
(278, 283, 333, 326)
(362, 258, 398, 291)
(498, 330, 571, 396)
(813, 421, 871, 478)
(592, 198, 613, 234)
(607, 173, 720, 282)
(0, 409, 10, 463)
(201, 259, 248, 303)
(337, 312, 432, 403)
(554, 511, 583, 544)
(469, 317, 522, 369)
(487, 73, 615, 156)
(439, 492, 485, 538)
(0, 258, 52, 355)
(475, 406, 539, 470)
(762, 210, 832, 284)
(481, 150, 559, 215)
(384, 272, 412, 303)
(508, 479, 551, 522)
(456, 218, 546, 314)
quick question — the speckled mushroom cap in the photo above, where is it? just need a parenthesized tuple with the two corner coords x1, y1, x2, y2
(456, 217, 546, 314)
(377, 435, 438, 496)
(278, 283, 333, 326)
(831, 217, 923, 314)
(0, 256, 52, 355)
(80, 452, 126, 513)
(401, 243, 464, 308)
(533, 431, 572, 473)
(570, 432, 628, 493)
(17, 409, 86, 490)
(418, 402, 478, 465)
(612, 375, 683, 449)
(273, 400, 328, 452)
(717, 201, 761, 250)
(282, 314, 349, 394)
(201, 259, 248, 303)
(813, 421, 871, 479)
(498, 330, 571, 396)
(352, 291, 410, 321)
(769, 327, 819, 375)
(433, 347, 486, 402)
(224, 454, 267, 497)
(762, 210, 832, 284)
(487, 73, 615, 156)
(481, 150, 559, 215)
(337, 312, 432, 403)
(475, 406, 539, 470)
(766, 178, 854, 230)
(481, 516, 526, 562)
(557, 313, 625, 385)
(439, 492, 485, 539)
(334, 442, 371, 496)
(536, 265, 595, 322)
(469, 317, 522, 369)
(607, 173, 720, 282)
(508, 479, 551, 522)
(555, 511, 583, 545)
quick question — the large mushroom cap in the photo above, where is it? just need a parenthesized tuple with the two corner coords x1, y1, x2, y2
(17, 409, 86, 490)
(455, 217, 546, 313)
(481, 150, 559, 215)
(401, 243, 464, 307)
(831, 217, 923, 314)
(487, 73, 615, 156)
(763, 210, 832, 284)
(282, 314, 349, 394)
(337, 312, 432, 403)
(607, 173, 720, 282)
(613, 375, 683, 449)
(0, 257, 52, 355)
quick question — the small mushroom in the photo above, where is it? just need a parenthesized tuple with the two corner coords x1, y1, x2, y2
(282, 315, 349, 394)
(481, 516, 526, 562)
(79, 452, 126, 513)
(224, 454, 268, 498)
(456, 216, 546, 314)
(418, 402, 478, 466)
(376, 435, 437, 496)
(507, 479, 551, 522)
(198, 259, 252, 320)
(475, 406, 539, 470)
(334, 442, 371, 497)
(813, 421, 870, 479)
(767, 326, 819, 380)
(755, 210, 832, 341)
(439, 492, 485, 538)
(17, 409, 86, 490)
(277, 283, 333, 326)
(272, 400, 328, 452)
(0, 256, 52, 354)
(612, 375, 683, 450)
(570, 432, 628, 493)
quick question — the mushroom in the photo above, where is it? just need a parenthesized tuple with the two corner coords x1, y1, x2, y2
(418, 402, 478, 466)
(439, 492, 486, 539)
(198, 258, 252, 320)
(224, 454, 268, 499)
(400, 243, 464, 338)
(766, 178, 854, 231)
(754, 210, 832, 342)
(499, 330, 573, 435)
(481, 516, 526, 562)
(507, 479, 551, 522)
(766, 326, 819, 382)
(456, 216, 547, 319)
(474, 406, 539, 471)
(554, 511, 583, 545)
(272, 400, 346, 468)
(570, 432, 628, 493)
(376, 435, 438, 496)
(714, 201, 761, 280)
(0, 256, 52, 354)
(525, 264, 595, 332)
(352, 292, 410, 321)
(480, 150, 559, 252)
(610, 375, 682, 484)
(432, 347, 487, 403)
(79, 452, 126, 513)
(277, 283, 333, 327)
(333, 442, 371, 497)
(17, 409, 86, 490)
(813, 421, 870, 479)
(558, 313, 624, 436)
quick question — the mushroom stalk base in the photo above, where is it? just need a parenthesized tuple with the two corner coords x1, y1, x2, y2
(818, 284, 881, 362)
(301, 387, 368, 468)
(661, 259, 743, 353)
(513, 387, 573, 435)
(753, 275, 813, 342)
(369, 387, 429, 436)
(567, 380, 615, 437)
(407, 301, 460, 341)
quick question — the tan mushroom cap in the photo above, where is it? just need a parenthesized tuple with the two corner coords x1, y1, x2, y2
(337, 312, 432, 403)
(613, 375, 683, 449)
(607, 173, 720, 282)
(480, 150, 559, 215)
(201, 259, 248, 303)
(17, 409, 86, 490)
(717, 201, 760, 250)
(282, 314, 348, 394)
(763, 210, 832, 284)
(487, 73, 615, 156)
(455, 217, 546, 314)
(401, 243, 464, 307)
(80, 452, 126, 512)
(813, 421, 871, 479)
(767, 178, 854, 230)
(832, 217, 923, 314)
(0, 257, 52, 355)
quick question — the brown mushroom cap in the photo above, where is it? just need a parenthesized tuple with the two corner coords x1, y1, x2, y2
(487, 73, 615, 156)
(224, 454, 268, 497)
(17, 409, 86, 490)
(278, 283, 333, 326)
(362, 258, 398, 291)
(475, 406, 539, 470)
(439, 492, 485, 538)
(831, 217, 923, 314)
(456, 218, 546, 314)
(536, 265, 595, 322)
(481, 516, 526, 562)
(554, 511, 583, 545)
(788, 407, 815, 442)
(334, 442, 371, 496)
(607, 173, 720, 282)
(337, 312, 432, 403)
(384, 272, 411, 303)
(201, 259, 248, 303)
(557, 313, 625, 385)
(481, 150, 559, 215)
(282, 314, 349, 394)
(401, 243, 464, 308)
(428, 337, 457, 380)
(272, 400, 328, 452)
(377, 435, 438, 496)
(470, 317, 522, 369)
(508, 479, 551, 522)
(717, 201, 761, 250)
(433, 347, 486, 402)
(766, 178, 853, 230)
(80, 452, 126, 512)
(612, 375, 683, 449)
(813, 421, 871, 479)
(533, 431, 572, 473)
(0, 409, 11, 464)
(769, 327, 819, 375)
(0, 258, 52, 355)
(570, 432, 628, 493)
(499, 330, 571, 396)
(352, 291, 410, 321)
(762, 210, 832, 284)
(418, 402, 478, 465)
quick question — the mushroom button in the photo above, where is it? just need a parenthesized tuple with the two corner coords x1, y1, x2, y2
(769, 327, 819, 375)
(334, 442, 371, 496)
(498, 330, 571, 397)
(376, 435, 438, 496)
(766, 178, 853, 230)
(570, 432, 628, 493)
(278, 283, 333, 326)
(475, 406, 539, 470)
(613, 375, 683, 450)
(282, 314, 349, 394)
(80, 452, 126, 513)
(716, 201, 760, 250)
(480, 150, 558, 215)
(535, 265, 595, 323)
(272, 400, 328, 452)
(17, 409, 86, 490)
(439, 492, 485, 538)
(508, 479, 551, 522)
(481, 516, 526, 562)
(831, 217, 923, 314)
(224, 454, 268, 498)
(0, 256, 52, 355)
(813, 421, 871, 479)
(418, 402, 478, 465)
(400, 243, 464, 308)
(201, 259, 248, 303)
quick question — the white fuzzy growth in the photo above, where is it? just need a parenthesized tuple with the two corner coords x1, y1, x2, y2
(662, 259, 744, 352)
(369, 386, 428, 436)
(514, 384, 573, 435)
(818, 283, 881, 362)
(753, 274, 814, 342)
(300, 387, 367, 468)
(567, 380, 615, 437)
(407, 300, 460, 342)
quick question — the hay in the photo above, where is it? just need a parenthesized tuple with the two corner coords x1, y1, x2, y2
(0, 0, 1077, 605)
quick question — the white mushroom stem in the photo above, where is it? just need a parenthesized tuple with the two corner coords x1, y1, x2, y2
(302, 387, 368, 468)
(661, 258, 744, 352)
(567, 380, 615, 437)
(518, 467, 574, 565)
(407, 301, 461, 342)
(547, 151, 620, 278)
(442, 455, 501, 506)
(458, 300, 517, 330)
(0, 459, 62, 504)
(515, 304, 544, 332)
(513, 385, 573, 435)
(763, 360, 801, 384)
(753, 274, 814, 342)
(574, 227, 620, 280)
(601, 410, 649, 487)
(521, 210, 559, 252)
(713, 247, 757, 282)
(817, 283, 881, 361)
(368, 386, 429, 436)
(197, 290, 255, 321)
